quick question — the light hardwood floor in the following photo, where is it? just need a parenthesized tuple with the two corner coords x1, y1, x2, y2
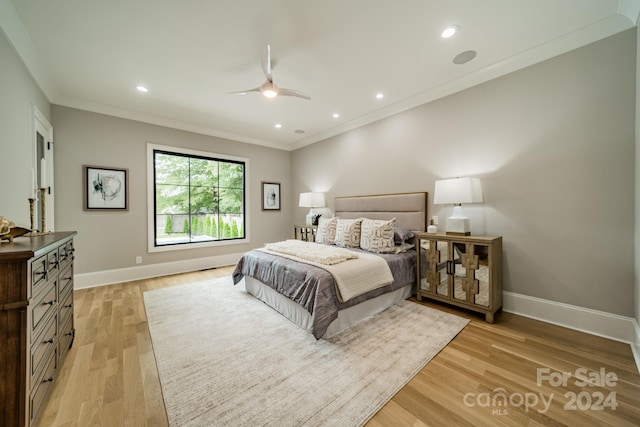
(37, 267, 640, 426)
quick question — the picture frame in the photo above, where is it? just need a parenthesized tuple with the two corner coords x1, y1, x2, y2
(83, 165, 129, 211)
(262, 181, 281, 211)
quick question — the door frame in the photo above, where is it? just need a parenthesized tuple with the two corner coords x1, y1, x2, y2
(32, 105, 54, 232)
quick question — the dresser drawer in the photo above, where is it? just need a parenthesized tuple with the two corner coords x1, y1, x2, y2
(59, 263, 74, 297)
(31, 255, 48, 296)
(58, 315, 74, 363)
(31, 315, 57, 382)
(30, 347, 57, 424)
(31, 281, 57, 339)
(47, 249, 59, 275)
(59, 240, 74, 270)
(59, 285, 74, 328)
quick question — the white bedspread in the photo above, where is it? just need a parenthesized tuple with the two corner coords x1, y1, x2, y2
(265, 239, 358, 265)
(257, 240, 394, 302)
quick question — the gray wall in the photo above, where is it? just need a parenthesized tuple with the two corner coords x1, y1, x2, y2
(293, 30, 636, 317)
(0, 30, 50, 225)
(51, 106, 291, 274)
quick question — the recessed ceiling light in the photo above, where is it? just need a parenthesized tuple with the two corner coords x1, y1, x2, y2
(274, 123, 282, 129)
(332, 113, 340, 118)
(136, 85, 148, 93)
(441, 26, 458, 38)
(375, 93, 384, 99)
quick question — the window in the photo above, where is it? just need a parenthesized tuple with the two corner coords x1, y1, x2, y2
(147, 144, 248, 252)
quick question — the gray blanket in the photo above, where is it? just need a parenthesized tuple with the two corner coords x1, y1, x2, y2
(232, 248, 416, 338)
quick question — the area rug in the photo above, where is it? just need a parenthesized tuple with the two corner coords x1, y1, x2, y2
(144, 277, 469, 427)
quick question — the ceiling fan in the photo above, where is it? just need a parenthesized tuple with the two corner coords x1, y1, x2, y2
(230, 45, 311, 100)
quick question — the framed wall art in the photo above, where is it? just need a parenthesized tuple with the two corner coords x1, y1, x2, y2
(262, 181, 281, 211)
(83, 165, 129, 211)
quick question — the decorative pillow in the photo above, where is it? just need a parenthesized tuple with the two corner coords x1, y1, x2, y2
(360, 218, 396, 253)
(393, 227, 415, 245)
(315, 217, 337, 244)
(334, 218, 363, 248)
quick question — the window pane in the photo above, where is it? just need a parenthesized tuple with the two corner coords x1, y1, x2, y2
(219, 188, 244, 215)
(152, 146, 246, 248)
(219, 162, 244, 188)
(190, 158, 218, 186)
(155, 153, 189, 185)
(190, 185, 218, 214)
(156, 184, 189, 214)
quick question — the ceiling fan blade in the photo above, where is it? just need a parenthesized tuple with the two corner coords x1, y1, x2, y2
(261, 44, 273, 81)
(228, 87, 261, 95)
(278, 88, 311, 100)
(230, 46, 308, 100)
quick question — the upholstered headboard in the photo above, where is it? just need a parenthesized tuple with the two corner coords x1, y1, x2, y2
(334, 192, 428, 232)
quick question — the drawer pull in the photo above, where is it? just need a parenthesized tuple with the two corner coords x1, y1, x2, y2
(42, 376, 54, 383)
(43, 337, 55, 344)
(64, 303, 73, 309)
(42, 300, 55, 306)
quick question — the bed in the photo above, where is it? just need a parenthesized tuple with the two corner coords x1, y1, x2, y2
(232, 192, 427, 339)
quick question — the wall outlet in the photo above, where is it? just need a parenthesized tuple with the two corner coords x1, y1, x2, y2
(135, 256, 142, 264)
(431, 215, 439, 225)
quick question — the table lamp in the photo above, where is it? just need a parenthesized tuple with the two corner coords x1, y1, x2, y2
(433, 177, 483, 235)
(299, 192, 326, 225)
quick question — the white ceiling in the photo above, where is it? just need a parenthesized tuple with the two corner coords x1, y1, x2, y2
(2, 0, 639, 151)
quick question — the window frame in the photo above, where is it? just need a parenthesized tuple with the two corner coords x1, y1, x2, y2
(147, 143, 250, 253)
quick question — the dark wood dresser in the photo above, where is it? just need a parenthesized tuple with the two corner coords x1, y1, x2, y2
(0, 231, 77, 427)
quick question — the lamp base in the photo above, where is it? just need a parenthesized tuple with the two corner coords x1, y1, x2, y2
(306, 209, 321, 225)
(445, 217, 470, 235)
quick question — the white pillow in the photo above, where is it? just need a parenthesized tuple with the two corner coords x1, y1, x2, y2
(315, 217, 337, 244)
(335, 218, 363, 248)
(360, 218, 396, 253)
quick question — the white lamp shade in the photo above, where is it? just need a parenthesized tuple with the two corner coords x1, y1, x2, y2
(433, 177, 483, 205)
(298, 192, 325, 208)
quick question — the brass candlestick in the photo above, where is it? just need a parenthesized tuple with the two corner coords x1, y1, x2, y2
(28, 198, 35, 232)
(40, 188, 46, 233)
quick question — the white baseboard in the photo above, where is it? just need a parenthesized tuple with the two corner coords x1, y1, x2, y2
(503, 291, 640, 373)
(74, 252, 244, 289)
(633, 320, 640, 374)
(503, 291, 635, 343)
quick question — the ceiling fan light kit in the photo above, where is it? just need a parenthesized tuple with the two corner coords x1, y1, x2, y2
(260, 81, 278, 98)
(231, 44, 310, 101)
